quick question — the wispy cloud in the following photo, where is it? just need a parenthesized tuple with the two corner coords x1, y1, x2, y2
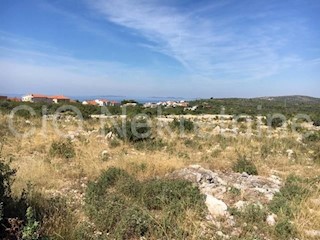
(88, 0, 307, 80)
(1, 0, 319, 98)
(0, 34, 163, 96)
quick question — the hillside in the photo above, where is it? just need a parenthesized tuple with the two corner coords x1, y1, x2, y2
(189, 95, 320, 119)
(255, 95, 320, 104)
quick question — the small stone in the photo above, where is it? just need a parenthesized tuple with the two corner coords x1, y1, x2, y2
(305, 230, 320, 238)
(216, 231, 224, 237)
(231, 228, 242, 237)
(105, 131, 114, 139)
(241, 172, 249, 177)
(101, 150, 109, 160)
(205, 194, 228, 217)
(286, 149, 294, 159)
(213, 126, 221, 135)
(266, 213, 277, 226)
(234, 200, 247, 210)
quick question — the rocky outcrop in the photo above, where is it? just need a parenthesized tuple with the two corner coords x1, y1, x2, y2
(168, 165, 282, 203)
(168, 165, 283, 238)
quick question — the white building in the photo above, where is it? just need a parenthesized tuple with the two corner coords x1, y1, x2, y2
(22, 94, 33, 102)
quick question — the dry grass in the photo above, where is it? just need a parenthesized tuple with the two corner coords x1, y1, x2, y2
(1, 114, 319, 239)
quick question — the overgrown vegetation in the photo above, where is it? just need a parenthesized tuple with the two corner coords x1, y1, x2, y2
(268, 175, 310, 238)
(230, 204, 270, 239)
(232, 155, 258, 175)
(49, 139, 75, 159)
(105, 118, 152, 143)
(0, 149, 39, 239)
(82, 167, 206, 239)
(0, 95, 319, 239)
(170, 118, 195, 133)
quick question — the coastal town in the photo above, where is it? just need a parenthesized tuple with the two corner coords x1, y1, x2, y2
(0, 93, 192, 109)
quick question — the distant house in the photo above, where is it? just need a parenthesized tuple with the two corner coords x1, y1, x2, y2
(185, 105, 198, 111)
(143, 102, 158, 108)
(22, 94, 70, 103)
(83, 100, 98, 106)
(95, 99, 108, 107)
(122, 102, 138, 107)
(0, 96, 7, 100)
(177, 101, 189, 107)
(8, 97, 21, 102)
(110, 100, 120, 106)
(22, 94, 52, 103)
(82, 99, 119, 107)
(49, 95, 70, 104)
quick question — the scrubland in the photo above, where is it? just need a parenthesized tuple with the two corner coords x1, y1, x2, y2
(0, 112, 320, 239)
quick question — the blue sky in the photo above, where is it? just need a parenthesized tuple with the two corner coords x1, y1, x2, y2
(0, 0, 319, 98)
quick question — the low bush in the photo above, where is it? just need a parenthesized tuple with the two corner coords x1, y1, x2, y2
(312, 118, 320, 126)
(312, 145, 320, 164)
(133, 139, 166, 151)
(264, 117, 285, 128)
(303, 132, 320, 142)
(109, 139, 120, 148)
(274, 218, 296, 239)
(84, 167, 206, 239)
(0, 159, 43, 239)
(232, 155, 258, 175)
(106, 118, 152, 143)
(233, 204, 267, 225)
(170, 118, 195, 133)
(49, 139, 75, 159)
(22, 207, 40, 240)
(268, 175, 308, 239)
(269, 175, 308, 217)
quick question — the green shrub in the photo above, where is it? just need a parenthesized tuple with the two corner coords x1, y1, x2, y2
(266, 117, 285, 128)
(0, 158, 16, 206)
(170, 118, 194, 133)
(233, 204, 267, 224)
(313, 118, 320, 126)
(279, 175, 308, 202)
(269, 194, 292, 217)
(269, 175, 308, 219)
(84, 167, 206, 239)
(0, 159, 42, 239)
(275, 218, 296, 238)
(106, 119, 152, 143)
(304, 132, 320, 142)
(232, 156, 258, 175)
(109, 139, 120, 148)
(49, 139, 75, 159)
(133, 139, 166, 151)
(22, 207, 40, 240)
(313, 145, 320, 164)
(86, 168, 131, 199)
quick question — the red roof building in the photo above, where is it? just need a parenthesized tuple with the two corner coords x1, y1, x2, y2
(49, 95, 70, 103)
(8, 97, 21, 102)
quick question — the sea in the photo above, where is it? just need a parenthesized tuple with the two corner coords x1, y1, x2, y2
(72, 95, 195, 103)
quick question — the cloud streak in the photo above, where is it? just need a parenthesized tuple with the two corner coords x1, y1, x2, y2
(1, 0, 319, 98)
(88, 0, 307, 80)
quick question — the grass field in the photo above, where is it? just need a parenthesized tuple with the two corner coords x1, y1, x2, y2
(0, 101, 320, 239)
